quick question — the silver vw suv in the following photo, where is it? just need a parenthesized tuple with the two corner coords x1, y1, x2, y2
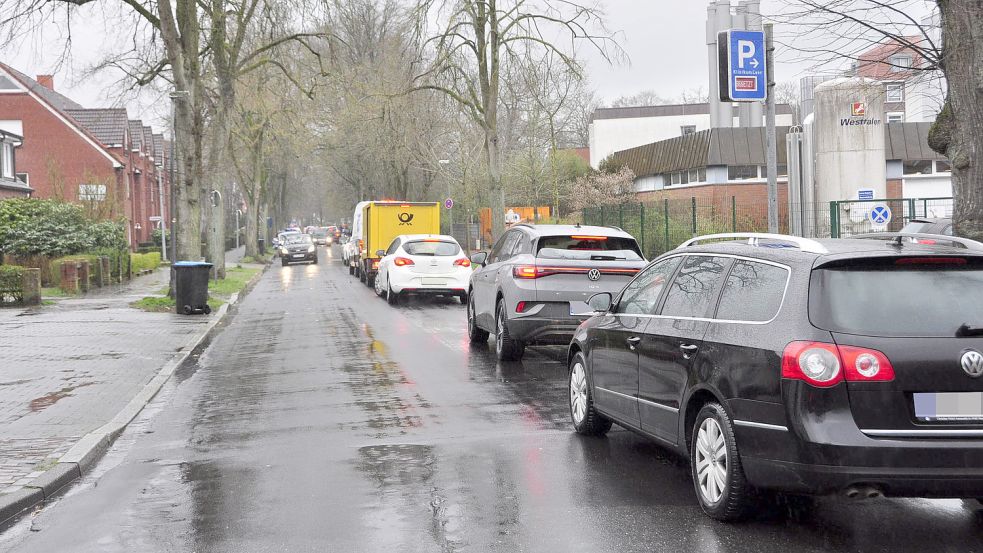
(467, 224, 648, 361)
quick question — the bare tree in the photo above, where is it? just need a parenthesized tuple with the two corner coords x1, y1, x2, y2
(774, 0, 982, 240)
(413, 0, 619, 242)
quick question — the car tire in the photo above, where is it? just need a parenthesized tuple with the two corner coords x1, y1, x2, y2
(690, 402, 753, 522)
(348, 263, 354, 275)
(458, 293, 468, 305)
(387, 283, 399, 306)
(495, 299, 524, 361)
(359, 264, 366, 283)
(374, 274, 385, 297)
(467, 294, 489, 343)
(281, 259, 288, 267)
(366, 274, 375, 288)
(312, 257, 318, 265)
(569, 352, 612, 436)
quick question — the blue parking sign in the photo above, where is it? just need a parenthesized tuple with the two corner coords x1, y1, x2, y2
(718, 30, 767, 102)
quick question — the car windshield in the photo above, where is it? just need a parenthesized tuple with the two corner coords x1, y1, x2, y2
(537, 235, 642, 261)
(284, 234, 312, 245)
(810, 258, 983, 337)
(403, 240, 459, 256)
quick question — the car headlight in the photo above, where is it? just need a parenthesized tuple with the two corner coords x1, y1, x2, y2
(307, 245, 316, 253)
(281, 247, 289, 255)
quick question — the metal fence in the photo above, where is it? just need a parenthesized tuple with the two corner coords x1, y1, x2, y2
(583, 196, 954, 259)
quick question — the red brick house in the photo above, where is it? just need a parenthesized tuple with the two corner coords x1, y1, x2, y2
(0, 63, 170, 248)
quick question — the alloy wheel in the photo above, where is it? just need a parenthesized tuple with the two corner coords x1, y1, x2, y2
(570, 361, 588, 424)
(695, 417, 728, 504)
(495, 307, 505, 355)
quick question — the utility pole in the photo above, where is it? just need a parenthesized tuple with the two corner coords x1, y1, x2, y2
(764, 23, 778, 233)
(158, 171, 167, 261)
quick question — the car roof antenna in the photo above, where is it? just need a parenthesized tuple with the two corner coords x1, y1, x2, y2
(891, 235, 904, 248)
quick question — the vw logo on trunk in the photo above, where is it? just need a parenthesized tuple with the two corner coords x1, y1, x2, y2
(961, 350, 983, 378)
(587, 269, 601, 281)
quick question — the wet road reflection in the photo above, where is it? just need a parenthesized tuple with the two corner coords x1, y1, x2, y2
(2, 245, 982, 553)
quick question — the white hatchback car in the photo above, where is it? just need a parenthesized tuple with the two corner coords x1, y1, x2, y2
(373, 234, 472, 305)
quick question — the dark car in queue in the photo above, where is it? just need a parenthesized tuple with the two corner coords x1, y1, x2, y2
(311, 227, 332, 246)
(467, 224, 648, 362)
(279, 233, 318, 266)
(567, 232, 983, 521)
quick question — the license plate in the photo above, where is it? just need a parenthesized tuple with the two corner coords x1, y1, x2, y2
(914, 392, 983, 421)
(292, 254, 305, 258)
(421, 278, 447, 285)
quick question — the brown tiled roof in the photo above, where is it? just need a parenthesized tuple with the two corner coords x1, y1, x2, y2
(128, 120, 144, 152)
(65, 108, 128, 147)
(0, 64, 83, 111)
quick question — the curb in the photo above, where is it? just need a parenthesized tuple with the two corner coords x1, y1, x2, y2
(0, 260, 269, 526)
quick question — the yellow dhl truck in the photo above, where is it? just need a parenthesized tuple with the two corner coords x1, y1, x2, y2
(352, 201, 440, 287)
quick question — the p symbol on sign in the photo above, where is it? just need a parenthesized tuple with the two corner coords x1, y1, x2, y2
(738, 40, 757, 68)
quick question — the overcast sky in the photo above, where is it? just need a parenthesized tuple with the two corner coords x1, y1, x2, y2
(1, 0, 936, 129)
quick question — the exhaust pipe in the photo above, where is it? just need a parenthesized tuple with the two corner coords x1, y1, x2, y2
(843, 484, 883, 500)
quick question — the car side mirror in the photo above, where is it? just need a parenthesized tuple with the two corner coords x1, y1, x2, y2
(375, 249, 386, 257)
(587, 292, 613, 313)
(470, 252, 488, 266)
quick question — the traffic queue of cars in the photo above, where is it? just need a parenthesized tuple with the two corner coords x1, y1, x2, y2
(324, 202, 983, 522)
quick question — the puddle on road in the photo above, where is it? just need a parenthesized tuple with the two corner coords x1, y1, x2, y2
(28, 382, 97, 412)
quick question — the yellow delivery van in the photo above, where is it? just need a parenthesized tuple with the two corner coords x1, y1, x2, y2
(355, 201, 440, 287)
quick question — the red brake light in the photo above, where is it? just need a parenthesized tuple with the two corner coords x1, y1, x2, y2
(895, 257, 966, 265)
(516, 301, 526, 313)
(512, 265, 639, 279)
(782, 341, 894, 388)
(371, 260, 380, 270)
(394, 257, 414, 266)
(570, 235, 608, 240)
(914, 239, 937, 245)
(454, 258, 471, 267)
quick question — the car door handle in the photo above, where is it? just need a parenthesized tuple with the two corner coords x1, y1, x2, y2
(627, 336, 641, 350)
(680, 344, 699, 359)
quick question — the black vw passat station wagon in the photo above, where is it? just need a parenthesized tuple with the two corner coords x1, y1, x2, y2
(567, 232, 983, 521)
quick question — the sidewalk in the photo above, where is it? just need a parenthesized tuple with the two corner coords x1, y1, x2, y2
(0, 247, 253, 499)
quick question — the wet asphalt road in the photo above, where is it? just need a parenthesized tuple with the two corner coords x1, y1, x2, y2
(2, 246, 982, 552)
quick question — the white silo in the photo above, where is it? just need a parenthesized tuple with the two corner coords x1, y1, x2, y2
(813, 78, 886, 233)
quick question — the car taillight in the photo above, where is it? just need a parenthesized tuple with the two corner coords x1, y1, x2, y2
(895, 257, 966, 265)
(838, 345, 895, 381)
(516, 301, 526, 313)
(782, 341, 894, 387)
(514, 265, 539, 279)
(454, 258, 471, 267)
(371, 260, 380, 270)
(394, 257, 414, 266)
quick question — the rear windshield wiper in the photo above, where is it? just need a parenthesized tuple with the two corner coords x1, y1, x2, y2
(590, 255, 619, 261)
(956, 323, 983, 337)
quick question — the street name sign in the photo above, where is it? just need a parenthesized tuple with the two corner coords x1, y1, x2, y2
(718, 29, 767, 102)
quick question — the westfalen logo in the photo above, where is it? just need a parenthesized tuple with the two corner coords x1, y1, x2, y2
(398, 212, 414, 225)
(840, 101, 881, 127)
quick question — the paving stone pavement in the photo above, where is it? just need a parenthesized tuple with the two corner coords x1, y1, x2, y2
(0, 266, 220, 495)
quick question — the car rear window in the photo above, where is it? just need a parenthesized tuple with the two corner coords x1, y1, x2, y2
(403, 240, 459, 256)
(810, 258, 983, 337)
(537, 235, 642, 261)
(900, 221, 937, 234)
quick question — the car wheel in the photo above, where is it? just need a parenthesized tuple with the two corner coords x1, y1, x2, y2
(467, 294, 489, 343)
(569, 352, 611, 436)
(366, 274, 375, 288)
(348, 262, 354, 275)
(387, 282, 399, 306)
(458, 293, 468, 305)
(495, 299, 524, 361)
(359, 264, 366, 283)
(691, 402, 753, 522)
(374, 274, 385, 297)
(281, 259, 288, 267)
(312, 257, 318, 265)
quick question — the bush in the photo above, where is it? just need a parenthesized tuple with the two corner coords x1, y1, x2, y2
(0, 199, 126, 258)
(152, 228, 169, 247)
(0, 264, 25, 304)
(130, 252, 161, 274)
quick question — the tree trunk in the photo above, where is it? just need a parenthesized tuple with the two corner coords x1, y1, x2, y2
(244, 195, 258, 258)
(929, 0, 983, 241)
(485, 127, 505, 245)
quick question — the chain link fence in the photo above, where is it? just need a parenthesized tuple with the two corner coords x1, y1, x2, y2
(583, 196, 953, 259)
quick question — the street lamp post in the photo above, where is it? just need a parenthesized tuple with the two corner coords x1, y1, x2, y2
(235, 209, 242, 250)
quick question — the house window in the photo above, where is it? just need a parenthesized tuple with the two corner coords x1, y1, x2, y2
(680, 125, 696, 136)
(671, 172, 682, 185)
(679, 171, 690, 185)
(889, 54, 912, 72)
(886, 112, 905, 123)
(902, 160, 933, 175)
(79, 184, 107, 201)
(885, 82, 904, 103)
(935, 160, 951, 173)
(1, 143, 13, 179)
(728, 165, 757, 181)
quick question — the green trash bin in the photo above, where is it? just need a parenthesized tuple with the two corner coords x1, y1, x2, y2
(173, 261, 213, 315)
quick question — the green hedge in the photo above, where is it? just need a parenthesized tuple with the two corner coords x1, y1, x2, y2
(0, 264, 25, 304)
(130, 252, 161, 274)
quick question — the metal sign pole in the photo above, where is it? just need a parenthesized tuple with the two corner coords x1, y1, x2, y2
(765, 23, 778, 233)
